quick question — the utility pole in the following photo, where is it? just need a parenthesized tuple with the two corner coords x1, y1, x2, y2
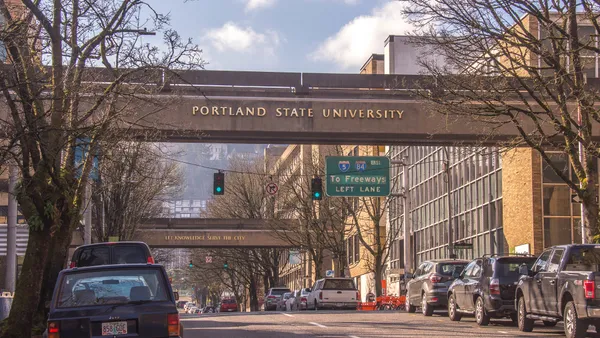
(5, 163, 17, 292)
(443, 147, 454, 258)
(391, 157, 412, 275)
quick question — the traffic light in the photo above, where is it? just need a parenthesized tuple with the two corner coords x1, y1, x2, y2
(214, 172, 224, 195)
(311, 177, 323, 200)
(189, 260, 193, 268)
(223, 260, 229, 269)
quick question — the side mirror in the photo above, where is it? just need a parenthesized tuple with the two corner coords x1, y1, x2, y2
(404, 273, 413, 280)
(173, 291, 179, 301)
(518, 264, 531, 276)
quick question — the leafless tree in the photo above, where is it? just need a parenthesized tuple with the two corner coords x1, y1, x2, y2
(0, 0, 202, 336)
(91, 141, 183, 242)
(401, 0, 600, 241)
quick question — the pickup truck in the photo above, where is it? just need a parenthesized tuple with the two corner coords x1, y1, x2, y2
(515, 244, 600, 338)
(307, 278, 359, 310)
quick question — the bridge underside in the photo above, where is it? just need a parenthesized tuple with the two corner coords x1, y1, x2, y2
(70, 218, 297, 248)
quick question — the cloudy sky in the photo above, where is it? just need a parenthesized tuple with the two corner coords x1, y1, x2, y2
(149, 0, 412, 73)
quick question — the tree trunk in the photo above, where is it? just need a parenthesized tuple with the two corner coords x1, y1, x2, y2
(374, 255, 384, 297)
(582, 160, 599, 242)
(249, 276, 259, 311)
(35, 222, 74, 329)
(312, 250, 324, 280)
(0, 225, 52, 338)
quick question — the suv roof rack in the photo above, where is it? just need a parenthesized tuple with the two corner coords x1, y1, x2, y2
(480, 253, 536, 258)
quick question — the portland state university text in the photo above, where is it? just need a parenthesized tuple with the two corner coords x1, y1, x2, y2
(192, 105, 404, 120)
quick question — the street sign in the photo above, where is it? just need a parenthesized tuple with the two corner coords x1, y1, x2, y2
(325, 270, 334, 277)
(571, 193, 599, 203)
(454, 242, 473, 250)
(325, 156, 390, 197)
(265, 182, 279, 195)
(205, 256, 212, 263)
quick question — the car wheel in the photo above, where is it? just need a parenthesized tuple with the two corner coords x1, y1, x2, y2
(475, 296, 490, 326)
(517, 296, 534, 332)
(543, 320, 557, 327)
(564, 301, 588, 338)
(448, 293, 462, 322)
(405, 295, 416, 313)
(422, 293, 434, 316)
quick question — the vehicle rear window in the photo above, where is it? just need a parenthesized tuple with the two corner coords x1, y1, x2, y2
(565, 247, 600, 271)
(494, 258, 537, 278)
(56, 268, 169, 308)
(222, 299, 236, 304)
(271, 289, 290, 296)
(77, 247, 110, 266)
(113, 246, 147, 264)
(438, 263, 467, 276)
(323, 279, 356, 290)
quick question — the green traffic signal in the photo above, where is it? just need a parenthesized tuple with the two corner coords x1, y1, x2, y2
(224, 261, 228, 269)
(189, 260, 193, 268)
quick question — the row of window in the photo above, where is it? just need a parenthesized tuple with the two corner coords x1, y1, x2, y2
(346, 235, 360, 265)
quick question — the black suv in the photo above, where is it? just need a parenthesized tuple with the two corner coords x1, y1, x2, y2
(70, 242, 154, 268)
(405, 259, 469, 316)
(447, 254, 537, 326)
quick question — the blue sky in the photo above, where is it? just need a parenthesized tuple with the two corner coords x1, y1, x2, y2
(148, 0, 411, 73)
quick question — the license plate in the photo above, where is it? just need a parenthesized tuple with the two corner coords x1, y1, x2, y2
(336, 303, 344, 307)
(102, 321, 128, 335)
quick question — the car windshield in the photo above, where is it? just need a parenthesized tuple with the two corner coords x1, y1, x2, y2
(438, 263, 467, 276)
(566, 247, 600, 271)
(56, 268, 169, 308)
(271, 289, 290, 296)
(323, 279, 356, 290)
(495, 258, 537, 278)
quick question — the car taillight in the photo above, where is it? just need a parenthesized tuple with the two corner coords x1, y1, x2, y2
(584, 280, 595, 299)
(69, 261, 76, 268)
(167, 313, 179, 336)
(268, 295, 276, 299)
(430, 274, 443, 283)
(490, 278, 500, 295)
(319, 292, 322, 300)
(147, 257, 155, 264)
(48, 321, 60, 338)
(300, 297, 307, 303)
(356, 291, 359, 300)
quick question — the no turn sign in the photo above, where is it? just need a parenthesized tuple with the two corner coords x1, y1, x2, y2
(266, 182, 279, 195)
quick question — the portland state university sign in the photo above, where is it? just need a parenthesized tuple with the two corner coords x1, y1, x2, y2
(192, 105, 404, 120)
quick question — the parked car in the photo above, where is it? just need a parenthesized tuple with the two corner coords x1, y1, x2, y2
(405, 259, 469, 316)
(187, 306, 198, 314)
(46, 263, 181, 338)
(184, 302, 196, 312)
(202, 306, 216, 314)
(219, 298, 238, 312)
(264, 287, 291, 311)
(69, 241, 154, 268)
(307, 278, 359, 310)
(447, 254, 537, 326)
(515, 244, 600, 338)
(277, 292, 292, 311)
(292, 288, 311, 311)
(176, 300, 188, 309)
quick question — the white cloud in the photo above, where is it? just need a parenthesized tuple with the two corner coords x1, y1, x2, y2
(205, 22, 281, 55)
(244, 0, 277, 11)
(310, 1, 413, 70)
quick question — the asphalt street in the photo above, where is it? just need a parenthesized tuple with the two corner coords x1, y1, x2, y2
(181, 310, 600, 337)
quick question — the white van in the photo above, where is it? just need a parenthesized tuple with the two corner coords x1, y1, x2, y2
(307, 278, 359, 310)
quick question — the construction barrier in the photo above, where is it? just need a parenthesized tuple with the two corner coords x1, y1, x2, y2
(358, 295, 406, 311)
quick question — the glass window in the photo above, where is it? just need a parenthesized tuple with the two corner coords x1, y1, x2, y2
(544, 218, 572, 247)
(532, 249, 552, 273)
(77, 247, 110, 267)
(543, 153, 569, 183)
(543, 186, 571, 216)
(461, 260, 477, 277)
(547, 249, 565, 273)
(57, 267, 169, 308)
(471, 260, 483, 277)
(113, 246, 147, 264)
(323, 279, 356, 290)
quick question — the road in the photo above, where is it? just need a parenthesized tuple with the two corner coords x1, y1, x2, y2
(181, 310, 600, 337)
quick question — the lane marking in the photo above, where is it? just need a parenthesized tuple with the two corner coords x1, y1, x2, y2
(348, 336, 361, 338)
(281, 313, 294, 317)
(498, 331, 508, 334)
(309, 322, 328, 328)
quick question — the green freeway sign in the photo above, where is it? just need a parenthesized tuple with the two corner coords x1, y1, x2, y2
(325, 156, 390, 197)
